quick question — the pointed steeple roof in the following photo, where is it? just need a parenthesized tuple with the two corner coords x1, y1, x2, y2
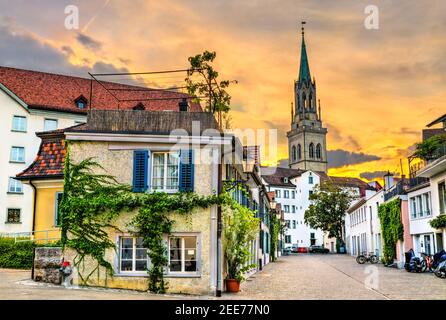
(298, 27, 311, 83)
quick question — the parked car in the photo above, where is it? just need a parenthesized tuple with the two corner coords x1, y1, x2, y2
(290, 244, 299, 253)
(297, 247, 308, 253)
(308, 245, 329, 254)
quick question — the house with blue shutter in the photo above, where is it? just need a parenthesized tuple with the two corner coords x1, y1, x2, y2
(60, 109, 270, 295)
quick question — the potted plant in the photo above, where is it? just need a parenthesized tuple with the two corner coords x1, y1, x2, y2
(223, 196, 259, 292)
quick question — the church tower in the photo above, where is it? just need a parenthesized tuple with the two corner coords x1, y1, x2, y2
(287, 23, 328, 173)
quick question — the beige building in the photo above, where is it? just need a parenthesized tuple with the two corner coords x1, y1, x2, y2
(58, 110, 273, 295)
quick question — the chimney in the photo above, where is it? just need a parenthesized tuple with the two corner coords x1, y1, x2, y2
(179, 98, 189, 112)
(383, 171, 394, 191)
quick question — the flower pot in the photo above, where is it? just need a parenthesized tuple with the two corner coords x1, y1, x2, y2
(225, 279, 240, 292)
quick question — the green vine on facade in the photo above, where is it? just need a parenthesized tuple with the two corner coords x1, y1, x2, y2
(60, 147, 224, 292)
(60, 150, 261, 293)
(269, 214, 280, 262)
(430, 214, 446, 229)
(378, 199, 404, 265)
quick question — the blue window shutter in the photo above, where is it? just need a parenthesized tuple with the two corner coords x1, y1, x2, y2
(179, 149, 194, 192)
(133, 150, 149, 192)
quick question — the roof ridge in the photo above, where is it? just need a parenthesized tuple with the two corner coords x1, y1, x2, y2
(0, 65, 190, 95)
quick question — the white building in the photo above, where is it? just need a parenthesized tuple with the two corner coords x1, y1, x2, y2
(0, 79, 85, 234)
(345, 188, 384, 257)
(261, 167, 359, 250)
(417, 152, 446, 253)
(0, 66, 202, 234)
(407, 182, 439, 255)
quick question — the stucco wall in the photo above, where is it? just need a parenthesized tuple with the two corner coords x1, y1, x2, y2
(34, 181, 63, 242)
(64, 140, 216, 295)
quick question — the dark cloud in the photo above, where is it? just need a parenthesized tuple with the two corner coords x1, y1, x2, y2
(76, 33, 102, 51)
(61, 46, 74, 57)
(0, 22, 130, 83)
(327, 149, 381, 169)
(326, 123, 361, 151)
(398, 127, 420, 137)
(359, 171, 388, 181)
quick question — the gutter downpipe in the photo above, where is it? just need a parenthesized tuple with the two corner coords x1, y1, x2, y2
(29, 179, 37, 280)
(215, 131, 226, 297)
(29, 180, 37, 236)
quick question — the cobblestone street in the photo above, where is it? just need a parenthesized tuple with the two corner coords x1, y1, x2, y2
(1, 254, 445, 300)
(225, 254, 446, 300)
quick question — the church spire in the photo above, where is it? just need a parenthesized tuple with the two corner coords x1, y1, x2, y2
(298, 21, 311, 84)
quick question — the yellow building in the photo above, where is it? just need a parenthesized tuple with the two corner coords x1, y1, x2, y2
(16, 130, 65, 243)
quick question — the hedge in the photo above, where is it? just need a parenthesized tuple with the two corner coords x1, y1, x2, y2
(0, 238, 60, 269)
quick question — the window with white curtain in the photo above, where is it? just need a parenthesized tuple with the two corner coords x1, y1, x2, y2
(151, 152, 179, 192)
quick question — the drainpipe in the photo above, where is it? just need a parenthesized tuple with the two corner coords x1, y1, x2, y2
(216, 132, 228, 297)
(29, 179, 37, 280)
(216, 156, 222, 297)
(29, 180, 37, 234)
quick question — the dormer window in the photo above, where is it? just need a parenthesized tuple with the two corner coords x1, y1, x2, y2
(283, 177, 289, 183)
(75, 95, 88, 109)
(133, 102, 145, 111)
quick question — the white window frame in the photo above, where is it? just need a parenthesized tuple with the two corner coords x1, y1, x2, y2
(151, 151, 180, 193)
(44, 118, 58, 131)
(8, 177, 23, 193)
(167, 233, 200, 276)
(10, 146, 25, 163)
(118, 236, 149, 275)
(11, 115, 27, 132)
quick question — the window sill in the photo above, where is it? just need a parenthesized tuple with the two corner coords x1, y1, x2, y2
(9, 161, 26, 164)
(11, 130, 27, 133)
(165, 273, 201, 278)
(7, 192, 24, 195)
(114, 273, 149, 278)
(410, 215, 432, 221)
(113, 272, 201, 278)
(5, 222, 22, 224)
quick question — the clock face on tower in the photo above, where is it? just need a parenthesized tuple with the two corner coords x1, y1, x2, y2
(288, 25, 328, 173)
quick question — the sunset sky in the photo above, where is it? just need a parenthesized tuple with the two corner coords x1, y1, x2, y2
(1, 0, 445, 181)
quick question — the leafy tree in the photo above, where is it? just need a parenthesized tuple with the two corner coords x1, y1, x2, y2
(185, 50, 237, 127)
(304, 181, 354, 253)
(414, 134, 446, 161)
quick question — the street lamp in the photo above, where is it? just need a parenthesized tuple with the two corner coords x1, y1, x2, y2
(270, 200, 277, 210)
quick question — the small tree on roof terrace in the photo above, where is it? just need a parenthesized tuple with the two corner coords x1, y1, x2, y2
(185, 50, 237, 128)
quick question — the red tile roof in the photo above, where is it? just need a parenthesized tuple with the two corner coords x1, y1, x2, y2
(0, 66, 202, 114)
(16, 130, 67, 180)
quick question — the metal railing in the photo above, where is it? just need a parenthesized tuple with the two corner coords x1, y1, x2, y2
(383, 181, 407, 201)
(0, 229, 61, 244)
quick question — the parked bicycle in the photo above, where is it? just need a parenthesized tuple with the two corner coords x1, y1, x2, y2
(420, 253, 434, 272)
(356, 252, 379, 264)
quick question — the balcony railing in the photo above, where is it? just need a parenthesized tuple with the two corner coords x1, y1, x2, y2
(384, 180, 407, 201)
(408, 176, 430, 189)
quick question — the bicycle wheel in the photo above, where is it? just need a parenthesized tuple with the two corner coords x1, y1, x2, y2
(420, 260, 427, 273)
(370, 255, 379, 264)
(356, 256, 366, 264)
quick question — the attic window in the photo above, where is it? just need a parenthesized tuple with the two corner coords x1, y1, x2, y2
(283, 177, 289, 183)
(133, 103, 145, 111)
(75, 95, 88, 109)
